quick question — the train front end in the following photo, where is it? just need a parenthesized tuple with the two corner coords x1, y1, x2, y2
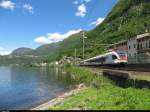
(115, 50, 128, 64)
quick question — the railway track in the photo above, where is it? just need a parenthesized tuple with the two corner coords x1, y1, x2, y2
(81, 64, 150, 73)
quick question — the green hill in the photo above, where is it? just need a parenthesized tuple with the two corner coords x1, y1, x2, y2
(29, 42, 60, 56)
(58, 31, 84, 57)
(86, 0, 150, 54)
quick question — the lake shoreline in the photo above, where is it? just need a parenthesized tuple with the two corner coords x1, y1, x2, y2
(31, 84, 86, 110)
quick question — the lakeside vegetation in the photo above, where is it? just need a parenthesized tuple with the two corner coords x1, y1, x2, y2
(50, 66, 150, 110)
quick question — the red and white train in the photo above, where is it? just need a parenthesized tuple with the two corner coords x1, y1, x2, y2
(80, 50, 128, 66)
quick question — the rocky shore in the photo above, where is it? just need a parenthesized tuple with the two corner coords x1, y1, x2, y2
(31, 84, 86, 110)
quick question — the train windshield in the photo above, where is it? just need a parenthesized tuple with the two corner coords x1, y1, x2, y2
(117, 51, 126, 55)
(112, 55, 118, 60)
(117, 51, 127, 59)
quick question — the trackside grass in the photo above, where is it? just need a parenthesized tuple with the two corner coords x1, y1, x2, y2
(50, 66, 150, 110)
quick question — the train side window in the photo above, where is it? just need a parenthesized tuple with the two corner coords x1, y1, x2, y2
(137, 44, 140, 50)
(112, 55, 118, 60)
(129, 45, 131, 49)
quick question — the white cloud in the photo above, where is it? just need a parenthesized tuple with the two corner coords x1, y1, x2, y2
(73, 1, 79, 5)
(73, 0, 92, 4)
(0, 47, 12, 55)
(0, 0, 15, 10)
(91, 17, 105, 26)
(73, 0, 92, 17)
(0, 1, 34, 14)
(34, 36, 50, 44)
(34, 29, 82, 44)
(75, 4, 86, 17)
(84, 0, 91, 3)
(23, 4, 34, 14)
(0, 50, 12, 55)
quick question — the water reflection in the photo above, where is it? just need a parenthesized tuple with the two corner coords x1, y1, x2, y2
(0, 66, 73, 110)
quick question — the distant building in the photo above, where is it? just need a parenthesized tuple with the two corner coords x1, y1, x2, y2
(108, 33, 150, 64)
(127, 37, 138, 63)
(137, 33, 150, 53)
(137, 33, 150, 63)
(58, 56, 82, 65)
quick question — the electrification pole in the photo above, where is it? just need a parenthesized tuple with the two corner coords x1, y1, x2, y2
(74, 48, 77, 65)
(82, 31, 87, 59)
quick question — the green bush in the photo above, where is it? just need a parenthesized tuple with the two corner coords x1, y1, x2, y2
(65, 66, 113, 88)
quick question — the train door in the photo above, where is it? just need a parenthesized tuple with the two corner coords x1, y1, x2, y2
(105, 55, 111, 64)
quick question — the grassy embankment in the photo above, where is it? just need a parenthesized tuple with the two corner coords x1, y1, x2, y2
(50, 66, 150, 110)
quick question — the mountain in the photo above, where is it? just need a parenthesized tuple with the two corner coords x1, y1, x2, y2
(28, 42, 60, 56)
(11, 47, 33, 56)
(8, 0, 150, 63)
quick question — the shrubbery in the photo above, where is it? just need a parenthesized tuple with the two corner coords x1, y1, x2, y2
(65, 66, 113, 89)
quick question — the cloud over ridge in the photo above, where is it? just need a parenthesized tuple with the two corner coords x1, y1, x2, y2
(91, 17, 105, 26)
(34, 29, 82, 44)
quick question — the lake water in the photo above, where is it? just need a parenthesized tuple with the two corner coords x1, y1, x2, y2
(0, 66, 73, 110)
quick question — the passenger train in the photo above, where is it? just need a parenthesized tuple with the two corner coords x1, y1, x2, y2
(80, 50, 128, 66)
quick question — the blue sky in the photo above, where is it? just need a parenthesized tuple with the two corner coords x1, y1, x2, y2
(0, 0, 118, 55)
